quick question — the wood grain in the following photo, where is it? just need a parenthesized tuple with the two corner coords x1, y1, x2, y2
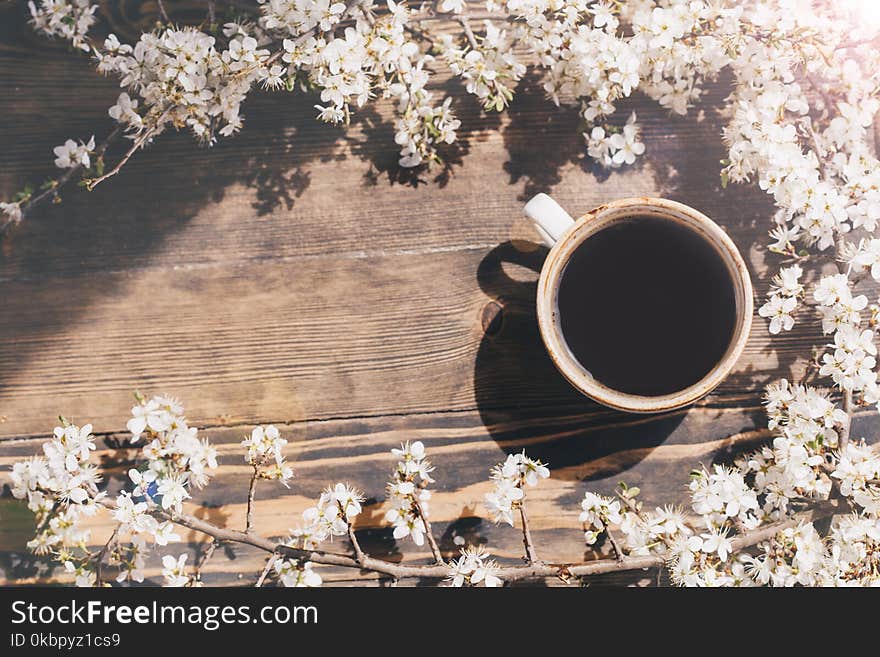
(1, 1, 877, 585)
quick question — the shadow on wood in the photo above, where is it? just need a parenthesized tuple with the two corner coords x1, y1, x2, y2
(472, 240, 686, 479)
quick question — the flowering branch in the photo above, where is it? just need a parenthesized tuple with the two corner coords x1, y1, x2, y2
(0, 127, 121, 236)
(84, 488, 844, 582)
(10, 391, 879, 586)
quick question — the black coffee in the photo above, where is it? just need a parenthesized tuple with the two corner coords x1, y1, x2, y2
(556, 216, 737, 397)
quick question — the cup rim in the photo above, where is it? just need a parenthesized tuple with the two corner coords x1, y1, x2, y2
(536, 196, 753, 413)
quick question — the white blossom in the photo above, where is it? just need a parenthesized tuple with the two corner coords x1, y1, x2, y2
(446, 546, 503, 587)
(242, 424, 293, 487)
(161, 553, 190, 587)
(53, 136, 94, 169)
(484, 451, 548, 526)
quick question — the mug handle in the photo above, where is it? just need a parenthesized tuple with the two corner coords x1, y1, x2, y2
(523, 193, 576, 247)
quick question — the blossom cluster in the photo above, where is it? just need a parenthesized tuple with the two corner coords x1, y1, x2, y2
(109, 396, 217, 584)
(25, 0, 459, 173)
(15, 0, 880, 244)
(10, 422, 102, 585)
(384, 441, 435, 546)
(242, 424, 294, 487)
(96, 26, 272, 142)
(126, 394, 218, 505)
(484, 451, 549, 526)
(438, 21, 525, 112)
(28, 0, 96, 52)
(445, 546, 503, 587)
(273, 558, 323, 587)
(288, 483, 364, 550)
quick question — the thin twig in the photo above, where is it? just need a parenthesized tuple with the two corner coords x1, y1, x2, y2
(412, 494, 444, 564)
(194, 539, 219, 581)
(457, 15, 480, 50)
(255, 553, 278, 587)
(156, 0, 171, 24)
(85, 111, 169, 191)
(94, 526, 119, 585)
(605, 528, 624, 562)
(518, 503, 539, 564)
(348, 523, 367, 566)
(245, 465, 259, 534)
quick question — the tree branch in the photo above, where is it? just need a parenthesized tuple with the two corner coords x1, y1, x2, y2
(457, 15, 480, 50)
(88, 493, 838, 583)
(605, 528, 624, 562)
(840, 388, 853, 450)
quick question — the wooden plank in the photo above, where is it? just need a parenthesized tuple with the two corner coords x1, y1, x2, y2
(0, 245, 830, 440)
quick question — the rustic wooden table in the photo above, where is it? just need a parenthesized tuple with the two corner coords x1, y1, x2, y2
(2, 1, 876, 586)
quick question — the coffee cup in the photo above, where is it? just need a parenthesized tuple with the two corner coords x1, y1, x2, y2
(523, 194, 753, 413)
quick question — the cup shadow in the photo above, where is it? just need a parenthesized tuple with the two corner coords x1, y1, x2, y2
(473, 241, 685, 481)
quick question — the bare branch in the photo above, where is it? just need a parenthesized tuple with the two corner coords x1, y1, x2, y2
(605, 528, 624, 562)
(518, 503, 539, 564)
(840, 388, 853, 450)
(457, 15, 480, 50)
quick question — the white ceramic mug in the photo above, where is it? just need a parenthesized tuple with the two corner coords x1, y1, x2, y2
(523, 194, 753, 413)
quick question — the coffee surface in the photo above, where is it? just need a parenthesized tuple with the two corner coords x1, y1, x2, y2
(556, 216, 737, 397)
